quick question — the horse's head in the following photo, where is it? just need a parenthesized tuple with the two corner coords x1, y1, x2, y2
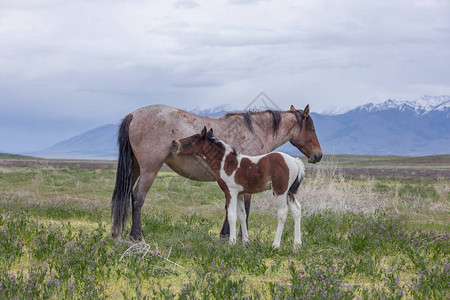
(172, 127, 207, 156)
(289, 105, 323, 164)
(172, 127, 217, 157)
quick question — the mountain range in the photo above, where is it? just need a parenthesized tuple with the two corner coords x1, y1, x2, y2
(31, 95, 450, 159)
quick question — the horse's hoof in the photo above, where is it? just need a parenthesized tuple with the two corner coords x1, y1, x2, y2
(130, 233, 143, 242)
(293, 243, 302, 249)
(110, 234, 122, 242)
(220, 233, 230, 239)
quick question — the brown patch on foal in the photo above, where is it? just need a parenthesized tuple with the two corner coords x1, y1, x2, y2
(235, 153, 289, 195)
(224, 153, 238, 176)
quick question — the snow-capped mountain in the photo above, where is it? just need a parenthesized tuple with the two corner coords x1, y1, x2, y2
(189, 104, 235, 117)
(30, 95, 450, 158)
(351, 95, 450, 116)
(308, 95, 450, 156)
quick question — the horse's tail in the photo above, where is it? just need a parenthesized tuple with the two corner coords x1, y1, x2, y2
(111, 114, 135, 239)
(288, 158, 305, 197)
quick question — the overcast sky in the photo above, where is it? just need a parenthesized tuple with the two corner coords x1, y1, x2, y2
(1, 0, 449, 153)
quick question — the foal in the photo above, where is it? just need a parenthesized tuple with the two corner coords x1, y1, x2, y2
(172, 127, 305, 249)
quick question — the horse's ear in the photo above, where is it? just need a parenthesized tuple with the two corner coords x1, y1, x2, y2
(201, 126, 207, 137)
(290, 105, 297, 111)
(207, 128, 214, 138)
(302, 105, 310, 118)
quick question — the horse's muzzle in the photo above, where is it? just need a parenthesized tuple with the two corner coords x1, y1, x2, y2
(308, 151, 323, 164)
(171, 140, 179, 155)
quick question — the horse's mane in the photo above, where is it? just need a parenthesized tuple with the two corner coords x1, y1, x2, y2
(226, 109, 313, 133)
(206, 133, 238, 155)
(287, 110, 314, 130)
(225, 110, 281, 133)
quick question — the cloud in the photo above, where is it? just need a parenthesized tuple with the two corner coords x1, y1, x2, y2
(228, 0, 269, 6)
(175, 0, 199, 9)
(0, 0, 449, 152)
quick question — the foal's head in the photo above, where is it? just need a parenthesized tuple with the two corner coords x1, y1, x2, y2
(172, 127, 226, 159)
(289, 105, 323, 164)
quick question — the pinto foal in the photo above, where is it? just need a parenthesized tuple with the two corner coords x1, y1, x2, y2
(172, 127, 305, 249)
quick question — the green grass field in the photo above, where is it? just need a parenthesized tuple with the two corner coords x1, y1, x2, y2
(0, 154, 449, 298)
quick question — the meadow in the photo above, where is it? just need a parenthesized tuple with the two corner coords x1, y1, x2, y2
(0, 154, 448, 299)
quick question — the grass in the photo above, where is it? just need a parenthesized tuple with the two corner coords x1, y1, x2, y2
(0, 155, 449, 298)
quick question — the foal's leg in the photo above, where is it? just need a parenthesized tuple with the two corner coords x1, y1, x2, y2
(288, 195, 302, 249)
(238, 194, 251, 238)
(227, 193, 238, 244)
(221, 194, 251, 238)
(273, 194, 288, 248)
(237, 194, 249, 243)
(220, 204, 230, 238)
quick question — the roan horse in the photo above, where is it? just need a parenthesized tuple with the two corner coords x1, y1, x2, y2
(172, 127, 306, 248)
(111, 104, 322, 240)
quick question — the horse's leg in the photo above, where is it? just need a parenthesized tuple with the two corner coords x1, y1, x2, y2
(244, 193, 251, 229)
(227, 193, 238, 245)
(288, 195, 302, 249)
(237, 194, 249, 243)
(272, 194, 288, 248)
(130, 170, 158, 241)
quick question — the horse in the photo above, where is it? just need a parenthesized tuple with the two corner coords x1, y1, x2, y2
(111, 104, 322, 240)
(172, 127, 306, 248)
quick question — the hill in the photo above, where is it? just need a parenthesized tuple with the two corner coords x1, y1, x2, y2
(31, 124, 118, 159)
(31, 96, 450, 159)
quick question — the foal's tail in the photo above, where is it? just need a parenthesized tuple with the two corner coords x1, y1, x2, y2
(288, 158, 305, 197)
(111, 114, 135, 239)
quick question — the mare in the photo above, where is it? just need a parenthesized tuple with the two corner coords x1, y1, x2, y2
(172, 127, 306, 248)
(111, 104, 322, 240)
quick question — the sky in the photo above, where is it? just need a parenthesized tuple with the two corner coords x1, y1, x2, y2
(1, 0, 449, 153)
